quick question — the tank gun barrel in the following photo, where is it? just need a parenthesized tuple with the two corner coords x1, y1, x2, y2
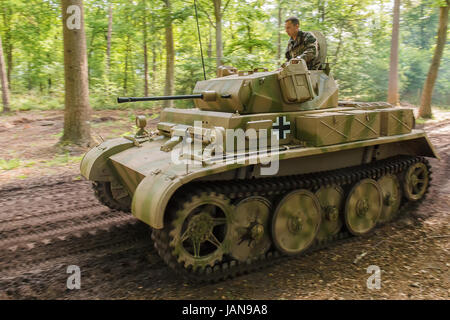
(117, 94, 203, 104)
(117, 91, 230, 104)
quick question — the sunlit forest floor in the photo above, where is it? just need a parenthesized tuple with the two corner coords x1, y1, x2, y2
(0, 105, 448, 185)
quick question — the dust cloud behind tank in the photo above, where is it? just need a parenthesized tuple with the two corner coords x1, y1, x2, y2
(80, 31, 438, 282)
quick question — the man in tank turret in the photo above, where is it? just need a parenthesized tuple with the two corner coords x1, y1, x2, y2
(284, 16, 321, 70)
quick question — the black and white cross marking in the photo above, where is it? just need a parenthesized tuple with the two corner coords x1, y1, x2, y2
(272, 116, 291, 140)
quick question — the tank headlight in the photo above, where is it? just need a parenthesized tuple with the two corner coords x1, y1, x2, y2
(136, 115, 147, 129)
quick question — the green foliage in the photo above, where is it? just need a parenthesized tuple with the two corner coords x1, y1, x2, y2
(9, 91, 64, 111)
(44, 153, 84, 167)
(0, 0, 448, 110)
(0, 158, 21, 170)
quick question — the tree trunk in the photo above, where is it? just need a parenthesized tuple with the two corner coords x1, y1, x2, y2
(6, 40, 11, 90)
(123, 35, 130, 95)
(418, 1, 449, 118)
(2, 4, 12, 90)
(46, 52, 52, 94)
(334, 5, 354, 66)
(322, 1, 326, 22)
(0, 34, 10, 113)
(277, 1, 282, 61)
(163, 0, 175, 108)
(106, 2, 112, 76)
(387, 0, 400, 105)
(27, 62, 32, 90)
(419, 4, 425, 49)
(60, 0, 92, 146)
(143, 0, 149, 96)
(87, 24, 98, 79)
(208, 26, 213, 60)
(247, 25, 253, 54)
(229, 20, 235, 40)
(152, 42, 157, 93)
(318, 0, 325, 23)
(334, 27, 344, 65)
(213, 0, 223, 71)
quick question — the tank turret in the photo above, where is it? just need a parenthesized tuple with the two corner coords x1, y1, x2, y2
(119, 59, 338, 114)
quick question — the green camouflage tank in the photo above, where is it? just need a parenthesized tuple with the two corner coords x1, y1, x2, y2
(80, 33, 438, 282)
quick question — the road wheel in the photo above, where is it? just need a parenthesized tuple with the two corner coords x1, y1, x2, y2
(315, 186, 344, 241)
(377, 174, 402, 223)
(272, 189, 321, 255)
(344, 179, 382, 236)
(229, 196, 272, 262)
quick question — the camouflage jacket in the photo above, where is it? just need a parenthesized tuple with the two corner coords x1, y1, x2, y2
(285, 30, 321, 70)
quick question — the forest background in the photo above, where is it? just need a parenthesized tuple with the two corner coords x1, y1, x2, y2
(0, 0, 448, 112)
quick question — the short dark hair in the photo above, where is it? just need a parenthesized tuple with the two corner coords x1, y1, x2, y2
(285, 16, 299, 26)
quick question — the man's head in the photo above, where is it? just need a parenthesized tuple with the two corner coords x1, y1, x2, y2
(285, 17, 300, 38)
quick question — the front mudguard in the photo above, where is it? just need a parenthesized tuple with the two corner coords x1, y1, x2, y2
(132, 162, 244, 229)
(80, 138, 135, 182)
(132, 171, 181, 229)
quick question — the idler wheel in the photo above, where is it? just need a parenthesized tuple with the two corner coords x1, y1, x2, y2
(402, 162, 429, 201)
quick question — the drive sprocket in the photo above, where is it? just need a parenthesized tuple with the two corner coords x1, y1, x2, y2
(166, 192, 234, 271)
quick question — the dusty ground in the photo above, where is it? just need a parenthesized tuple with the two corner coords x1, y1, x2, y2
(0, 107, 448, 300)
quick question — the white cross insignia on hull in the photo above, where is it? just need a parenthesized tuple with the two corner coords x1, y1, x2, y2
(272, 116, 291, 140)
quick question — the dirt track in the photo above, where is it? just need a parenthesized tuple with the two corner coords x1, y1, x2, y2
(0, 120, 448, 300)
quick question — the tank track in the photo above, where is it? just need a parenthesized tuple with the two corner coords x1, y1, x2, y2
(92, 181, 131, 212)
(152, 155, 431, 283)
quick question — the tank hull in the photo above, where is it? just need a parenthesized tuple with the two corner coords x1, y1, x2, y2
(81, 127, 438, 229)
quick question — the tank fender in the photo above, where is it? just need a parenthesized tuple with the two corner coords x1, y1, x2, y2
(80, 137, 135, 182)
(132, 162, 244, 229)
(132, 171, 180, 229)
(405, 134, 440, 160)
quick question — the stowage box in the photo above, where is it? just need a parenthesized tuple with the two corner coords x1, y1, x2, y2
(379, 107, 414, 136)
(296, 110, 380, 147)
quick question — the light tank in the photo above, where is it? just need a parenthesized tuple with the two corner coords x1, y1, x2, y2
(80, 33, 438, 282)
